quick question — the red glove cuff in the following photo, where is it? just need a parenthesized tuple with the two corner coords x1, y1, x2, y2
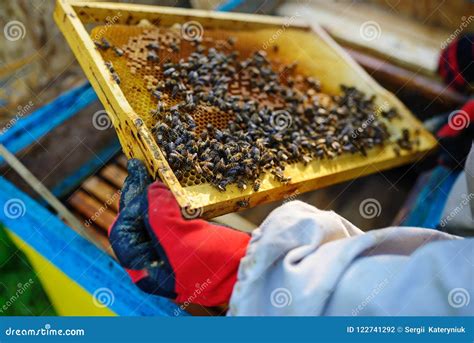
(437, 100, 474, 138)
(147, 183, 250, 306)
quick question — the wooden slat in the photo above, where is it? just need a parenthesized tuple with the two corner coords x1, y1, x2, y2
(116, 155, 128, 169)
(213, 213, 256, 232)
(278, 0, 451, 76)
(367, 0, 474, 33)
(68, 190, 117, 231)
(99, 164, 127, 189)
(82, 176, 121, 212)
(346, 48, 468, 114)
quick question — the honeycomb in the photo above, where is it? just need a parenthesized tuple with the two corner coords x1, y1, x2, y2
(90, 24, 311, 188)
(89, 24, 418, 193)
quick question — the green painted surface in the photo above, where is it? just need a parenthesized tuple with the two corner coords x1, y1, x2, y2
(0, 225, 56, 316)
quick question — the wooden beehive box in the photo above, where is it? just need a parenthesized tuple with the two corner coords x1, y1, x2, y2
(54, 1, 437, 218)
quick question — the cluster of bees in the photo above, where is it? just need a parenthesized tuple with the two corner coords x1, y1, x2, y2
(150, 40, 413, 192)
(97, 28, 415, 192)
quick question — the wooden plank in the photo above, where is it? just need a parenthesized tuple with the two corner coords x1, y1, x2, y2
(277, 0, 451, 76)
(213, 213, 256, 233)
(99, 164, 127, 189)
(345, 48, 468, 113)
(116, 154, 128, 169)
(68, 190, 117, 231)
(368, 0, 474, 33)
(82, 176, 121, 212)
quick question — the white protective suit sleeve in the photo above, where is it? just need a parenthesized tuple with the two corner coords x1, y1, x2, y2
(228, 201, 473, 316)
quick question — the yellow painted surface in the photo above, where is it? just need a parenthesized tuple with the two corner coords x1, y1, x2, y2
(6, 229, 116, 316)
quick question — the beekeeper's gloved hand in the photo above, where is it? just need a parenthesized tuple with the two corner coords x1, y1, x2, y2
(108, 159, 250, 306)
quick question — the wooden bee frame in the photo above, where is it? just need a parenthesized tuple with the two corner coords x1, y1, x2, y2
(54, 0, 437, 218)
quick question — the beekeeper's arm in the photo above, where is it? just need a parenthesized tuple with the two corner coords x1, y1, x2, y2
(109, 159, 472, 315)
(227, 201, 472, 316)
